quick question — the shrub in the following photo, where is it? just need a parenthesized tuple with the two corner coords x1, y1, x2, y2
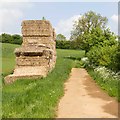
(11, 34, 22, 45)
(87, 44, 117, 70)
(56, 40, 81, 49)
(114, 42, 120, 71)
(0, 33, 22, 45)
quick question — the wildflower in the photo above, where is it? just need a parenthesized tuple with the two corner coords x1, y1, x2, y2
(94, 66, 120, 81)
(81, 57, 88, 62)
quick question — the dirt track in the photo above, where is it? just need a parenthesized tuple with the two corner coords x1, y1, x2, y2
(57, 68, 118, 118)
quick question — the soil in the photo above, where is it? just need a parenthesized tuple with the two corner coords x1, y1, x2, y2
(57, 68, 118, 118)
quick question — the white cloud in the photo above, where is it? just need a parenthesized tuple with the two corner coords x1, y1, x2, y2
(110, 14, 118, 35)
(0, 8, 23, 33)
(0, 2, 34, 34)
(111, 14, 118, 23)
(0, 2, 35, 34)
(55, 15, 81, 39)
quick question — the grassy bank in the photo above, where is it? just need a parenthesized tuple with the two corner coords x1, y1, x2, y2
(87, 67, 119, 101)
(1, 43, 20, 77)
(2, 43, 85, 118)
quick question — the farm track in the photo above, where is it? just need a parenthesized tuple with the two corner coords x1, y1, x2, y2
(57, 68, 118, 118)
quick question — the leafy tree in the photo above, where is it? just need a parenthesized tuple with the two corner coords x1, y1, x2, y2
(56, 40, 70, 49)
(42, 17, 46, 20)
(70, 38, 82, 49)
(56, 40, 82, 50)
(70, 11, 108, 54)
(1, 33, 12, 43)
(69, 10, 119, 71)
(71, 11, 108, 40)
(114, 40, 120, 71)
(83, 27, 117, 53)
(12, 34, 22, 44)
(56, 34, 66, 41)
(86, 28, 118, 71)
(87, 44, 117, 70)
(0, 33, 22, 45)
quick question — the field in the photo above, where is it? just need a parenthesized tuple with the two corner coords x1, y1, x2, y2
(1, 43, 20, 78)
(2, 43, 85, 118)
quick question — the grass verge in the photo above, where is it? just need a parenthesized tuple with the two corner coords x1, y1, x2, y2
(2, 43, 85, 118)
(87, 68, 119, 101)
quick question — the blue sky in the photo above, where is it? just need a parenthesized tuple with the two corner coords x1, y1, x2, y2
(0, 1, 118, 39)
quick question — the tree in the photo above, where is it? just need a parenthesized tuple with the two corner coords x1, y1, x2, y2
(56, 34, 66, 41)
(70, 11, 109, 54)
(1, 33, 12, 43)
(69, 11, 119, 71)
(42, 16, 46, 20)
(87, 44, 117, 69)
(114, 39, 120, 71)
(12, 34, 22, 44)
(0, 33, 22, 45)
(85, 27, 118, 70)
(70, 11, 108, 40)
(82, 27, 117, 53)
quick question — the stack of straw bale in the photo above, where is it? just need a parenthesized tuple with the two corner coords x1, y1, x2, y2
(5, 20, 56, 84)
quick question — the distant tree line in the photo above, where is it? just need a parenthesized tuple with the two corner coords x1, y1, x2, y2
(0, 33, 22, 45)
(56, 40, 82, 49)
(56, 34, 81, 49)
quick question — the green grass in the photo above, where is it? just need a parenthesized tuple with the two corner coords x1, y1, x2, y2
(2, 43, 85, 118)
(1, 43, 20, 76)
(87, 68, 119, 101)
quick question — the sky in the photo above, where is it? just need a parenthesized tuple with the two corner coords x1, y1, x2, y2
(0, 1, 119, 39)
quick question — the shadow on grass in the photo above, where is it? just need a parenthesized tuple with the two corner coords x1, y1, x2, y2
(64, 56, 81, 61)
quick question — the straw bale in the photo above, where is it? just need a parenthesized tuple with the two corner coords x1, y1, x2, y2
(5, 20, 56, 84)
(16, 57, 49, 66)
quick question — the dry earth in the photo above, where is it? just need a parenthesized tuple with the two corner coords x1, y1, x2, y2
(57, 68, 118, 118)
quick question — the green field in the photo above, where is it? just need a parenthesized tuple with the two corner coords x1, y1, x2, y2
(2, 43, 85, 118)
(1, 43, 20, 77)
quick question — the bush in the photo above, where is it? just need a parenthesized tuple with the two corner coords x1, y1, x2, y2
(114, 42, 120, 71)
(56, 40, 71, 49)
(0, 33, 22, 45)
(56, 40, 81, 49)
(87, 44, 117, 70)
(11, 34, 22, 45)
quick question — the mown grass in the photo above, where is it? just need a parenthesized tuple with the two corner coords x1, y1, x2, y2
(2, 43, 85, 118)
(87, 68, 119, 101)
